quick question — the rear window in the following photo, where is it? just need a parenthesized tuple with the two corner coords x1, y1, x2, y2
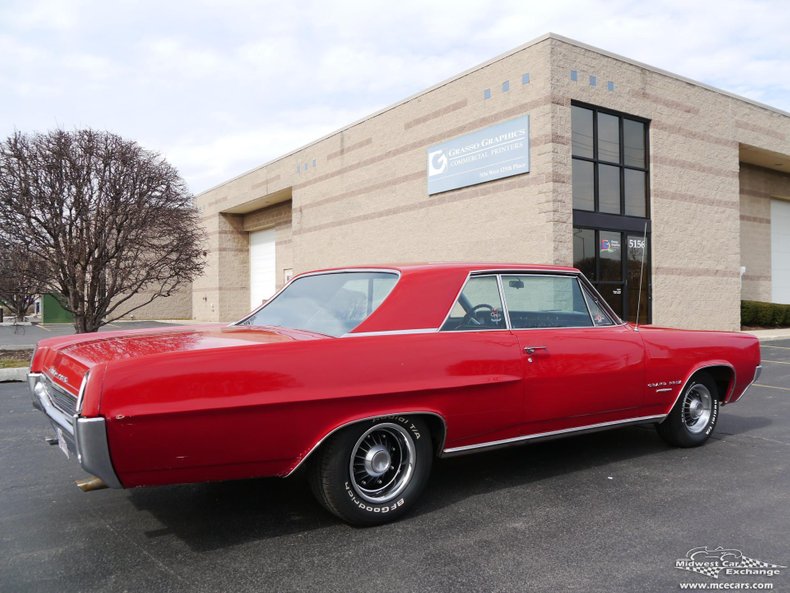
(239, 271, 398, 336)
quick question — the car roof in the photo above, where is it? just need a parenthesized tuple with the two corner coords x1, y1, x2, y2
(293, 263, 581, 334)
(301, 262, 580, 276)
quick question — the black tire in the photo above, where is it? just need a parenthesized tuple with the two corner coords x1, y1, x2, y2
(656, 372, 720, 447)
(308, 415, 433, 526)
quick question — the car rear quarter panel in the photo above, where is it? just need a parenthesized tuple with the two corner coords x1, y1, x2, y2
(638, 327, 760, 413)
(101, 331, 524, 487)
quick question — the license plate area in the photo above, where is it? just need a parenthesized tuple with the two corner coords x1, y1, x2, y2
(56, 427, 70, 459)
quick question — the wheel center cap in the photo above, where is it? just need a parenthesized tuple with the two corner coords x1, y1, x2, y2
(364, 445, 391, 477)
(689, 399, 702, 418)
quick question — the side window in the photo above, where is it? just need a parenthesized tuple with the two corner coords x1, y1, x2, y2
(581, 283, 616, 326)
(502, 275, 593, 329)
(441, 275, 505, 331)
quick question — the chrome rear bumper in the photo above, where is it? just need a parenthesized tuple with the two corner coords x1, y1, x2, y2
(732, 364, 762, 403)
(28, 372, 122, 489)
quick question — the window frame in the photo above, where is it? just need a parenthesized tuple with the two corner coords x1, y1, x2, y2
(439, 271, 625, 333)
(571, 101, 650, 220)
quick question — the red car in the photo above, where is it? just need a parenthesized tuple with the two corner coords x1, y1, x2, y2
(29, 264, 761, 525)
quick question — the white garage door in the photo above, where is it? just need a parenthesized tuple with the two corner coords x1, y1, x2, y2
(771, 199, 790, 304)
(249, 228, 276, 310)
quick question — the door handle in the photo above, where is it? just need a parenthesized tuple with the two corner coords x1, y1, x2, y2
(524, 346, 547, 354)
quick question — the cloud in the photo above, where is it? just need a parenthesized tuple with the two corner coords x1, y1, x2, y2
(1, 0, 788, 193)
(163, 105, 371, 192)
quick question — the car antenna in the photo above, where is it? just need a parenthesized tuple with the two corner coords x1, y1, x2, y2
(634, 221, 648, 332)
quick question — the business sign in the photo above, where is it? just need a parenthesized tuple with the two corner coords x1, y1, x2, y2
(427, 115, 530, 195)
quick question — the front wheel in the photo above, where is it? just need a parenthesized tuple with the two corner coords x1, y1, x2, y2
(308, 416, 433, 526)
(656, 372, 720, 447)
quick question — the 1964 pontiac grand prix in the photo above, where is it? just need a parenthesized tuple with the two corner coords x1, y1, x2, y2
(29, 263, 761, 525)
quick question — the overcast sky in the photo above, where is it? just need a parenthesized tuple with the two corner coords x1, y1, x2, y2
(2, 0, 788, 194)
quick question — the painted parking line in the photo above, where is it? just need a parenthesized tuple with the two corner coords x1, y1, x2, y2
(761, 360, 790, 365)
(762, 344, 790, 350)
(754, 383, 790, 393)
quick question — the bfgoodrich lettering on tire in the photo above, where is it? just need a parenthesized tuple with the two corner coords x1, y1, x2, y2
(308, 416, 433, 526)
(657, 372, 720, 448)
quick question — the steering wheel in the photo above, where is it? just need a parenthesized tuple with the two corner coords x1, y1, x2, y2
(459, 303, 494, 328)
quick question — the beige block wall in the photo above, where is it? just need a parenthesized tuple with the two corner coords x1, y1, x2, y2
(291, 41, 556, 271)
(115, 284, 192, 320)
(740, 164, 790, 301)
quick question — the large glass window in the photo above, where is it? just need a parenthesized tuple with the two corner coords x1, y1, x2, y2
(571, 104, 649, 217)
(240, 271, 398, 336)
(572, 102, 651, 324)
(573, 227, 649, 324)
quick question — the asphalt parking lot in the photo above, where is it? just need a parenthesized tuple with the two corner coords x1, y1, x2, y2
(1, 342, 788, 593)
(0, 321, 181, 349)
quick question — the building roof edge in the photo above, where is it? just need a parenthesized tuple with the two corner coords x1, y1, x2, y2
(196, 32, 789, 197)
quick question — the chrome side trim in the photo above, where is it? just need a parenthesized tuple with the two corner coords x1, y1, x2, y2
(508, 324, 609, 332)
(495, 274, 513, 331)
(442, 414, 666, 455)
(74, 417, 122, 489)
(284, 411, 447, 477)
(75, 372, 90, 416)
(344, 328, 438, 338)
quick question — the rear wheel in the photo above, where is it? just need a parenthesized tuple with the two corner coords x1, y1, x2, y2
(656, 372, 720, 447)
(308, 416, 432, 526)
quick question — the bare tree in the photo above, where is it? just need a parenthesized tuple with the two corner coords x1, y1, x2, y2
(0, 238, 50, 321)
(0, 129, 205, 332)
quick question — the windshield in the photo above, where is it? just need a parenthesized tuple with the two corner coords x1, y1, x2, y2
(239, 271, 399, 336)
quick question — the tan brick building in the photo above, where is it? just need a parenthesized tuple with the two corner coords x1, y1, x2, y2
(190, 33, 790, 330)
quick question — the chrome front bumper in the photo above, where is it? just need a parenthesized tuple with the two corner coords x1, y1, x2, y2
(28, 372, 122, 489)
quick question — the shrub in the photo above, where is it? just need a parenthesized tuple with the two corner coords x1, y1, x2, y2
(742, 300, 790, 328)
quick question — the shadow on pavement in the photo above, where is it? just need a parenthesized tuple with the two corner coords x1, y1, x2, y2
(125, 408, 775, 552)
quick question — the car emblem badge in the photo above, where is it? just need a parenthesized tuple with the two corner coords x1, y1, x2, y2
(48, 367, 69, 384)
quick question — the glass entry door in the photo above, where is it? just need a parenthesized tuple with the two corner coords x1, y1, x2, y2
(573, 227, 650, 324)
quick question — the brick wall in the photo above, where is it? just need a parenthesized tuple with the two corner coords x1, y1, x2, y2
(114, 284, 192, 320)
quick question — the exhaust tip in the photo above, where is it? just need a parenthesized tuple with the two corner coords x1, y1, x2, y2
(75, 476, 108, 492)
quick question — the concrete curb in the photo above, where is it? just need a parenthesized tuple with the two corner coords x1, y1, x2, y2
(0, 367, 29, 383)
(743, 329, 790, 341)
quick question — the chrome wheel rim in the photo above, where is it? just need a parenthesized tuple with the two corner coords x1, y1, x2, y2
(682, 384, 713, 434)
(349, 423, 415, 504)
